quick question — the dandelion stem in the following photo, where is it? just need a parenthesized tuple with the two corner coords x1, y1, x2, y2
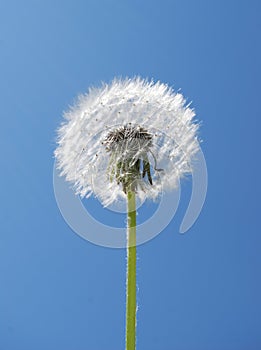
(125, 190, 136, 350)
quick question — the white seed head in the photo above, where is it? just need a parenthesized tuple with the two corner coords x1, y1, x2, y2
(55, 77, 200, 207)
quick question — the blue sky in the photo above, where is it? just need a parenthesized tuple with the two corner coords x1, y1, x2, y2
(1, 0, 261, 349)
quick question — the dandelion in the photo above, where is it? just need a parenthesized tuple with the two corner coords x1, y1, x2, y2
(55, 77, 199, 350)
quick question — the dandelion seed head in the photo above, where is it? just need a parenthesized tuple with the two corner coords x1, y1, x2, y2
(55, 77, 199, 208)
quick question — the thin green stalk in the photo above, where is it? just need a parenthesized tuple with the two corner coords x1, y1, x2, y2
(125, 191, 136, 350)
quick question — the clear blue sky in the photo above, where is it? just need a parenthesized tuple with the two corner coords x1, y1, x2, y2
(1, 1, 261, 349)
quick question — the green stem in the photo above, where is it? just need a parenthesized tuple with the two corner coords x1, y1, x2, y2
(125, 191, 136, 350)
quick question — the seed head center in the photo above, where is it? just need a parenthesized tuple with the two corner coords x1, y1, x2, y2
(103, 125, 154, 193)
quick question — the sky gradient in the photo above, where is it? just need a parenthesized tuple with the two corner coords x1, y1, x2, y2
(1, 1, 261, 349)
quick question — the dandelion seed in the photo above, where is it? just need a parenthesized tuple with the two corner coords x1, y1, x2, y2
(55, 77, 199, 207)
